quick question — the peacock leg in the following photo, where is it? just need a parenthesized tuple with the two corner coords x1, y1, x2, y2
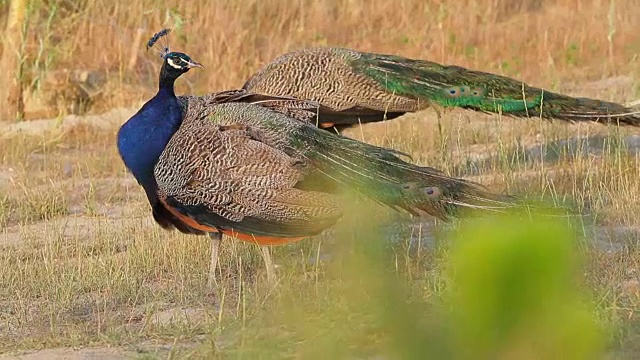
(207, 232, 223, 288)
(259, 245, 276, 285)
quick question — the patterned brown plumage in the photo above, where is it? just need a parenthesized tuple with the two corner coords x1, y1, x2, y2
(155, 108, 342, 240)
(152, 91, 515, 245)
(244, 48, 416, 127)
(243, 47, 640, 128)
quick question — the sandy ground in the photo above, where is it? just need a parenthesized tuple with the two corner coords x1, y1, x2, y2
(0, 347, 138, 360)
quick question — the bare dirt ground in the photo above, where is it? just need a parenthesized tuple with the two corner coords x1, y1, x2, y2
(1, 347, 138, 360)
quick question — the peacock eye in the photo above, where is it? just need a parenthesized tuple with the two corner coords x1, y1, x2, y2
(424, 187, 441, 198)
(445, 87, 466, 98)
(471, 87, 484, 96)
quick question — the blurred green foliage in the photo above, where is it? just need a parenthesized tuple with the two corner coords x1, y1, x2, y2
(200, 205, 604, 359)
(446, 211, 604, 360)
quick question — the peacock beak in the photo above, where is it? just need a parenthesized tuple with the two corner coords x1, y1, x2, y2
(186, 59, 204, 69)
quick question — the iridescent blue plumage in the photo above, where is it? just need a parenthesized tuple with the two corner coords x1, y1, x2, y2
(117, 85, 183, 202)
(116, 50, 203, 230)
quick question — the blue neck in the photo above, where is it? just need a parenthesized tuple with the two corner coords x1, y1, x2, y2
(117, 82, 183, 204)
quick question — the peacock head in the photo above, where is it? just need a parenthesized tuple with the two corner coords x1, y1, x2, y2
(147, 28, 203, 83)
(162, 51, 203, 75)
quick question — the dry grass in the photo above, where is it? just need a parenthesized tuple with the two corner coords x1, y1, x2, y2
(1, 0, 640, 358)
(0, 0, 639, 117)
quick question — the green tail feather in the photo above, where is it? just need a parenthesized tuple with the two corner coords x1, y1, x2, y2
(355, 53, 640, 126)
(291, 124, 517, 220)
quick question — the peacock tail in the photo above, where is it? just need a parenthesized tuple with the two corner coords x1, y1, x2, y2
(242, 47, 640, 127)
(169, 94, 516, 223)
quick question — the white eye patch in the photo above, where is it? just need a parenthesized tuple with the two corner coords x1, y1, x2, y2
(167, 58, 183, 69)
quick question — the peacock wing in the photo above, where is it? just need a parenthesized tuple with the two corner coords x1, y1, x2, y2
(153, 114, 342, 240)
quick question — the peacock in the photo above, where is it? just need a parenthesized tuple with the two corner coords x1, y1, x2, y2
(242, 47, 640, 130)
(117, 29, 517, 287)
